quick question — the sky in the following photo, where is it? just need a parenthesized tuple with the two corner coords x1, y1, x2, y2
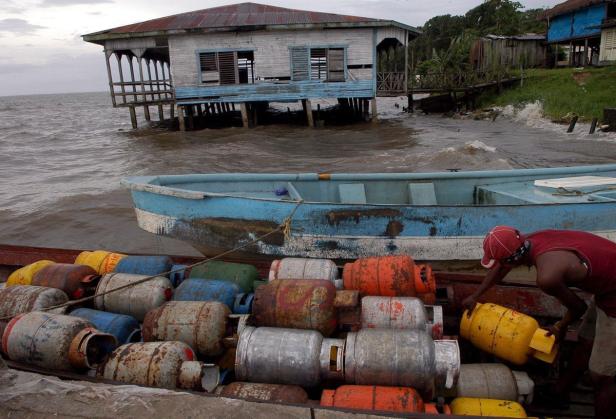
(0, 0, 564, 96)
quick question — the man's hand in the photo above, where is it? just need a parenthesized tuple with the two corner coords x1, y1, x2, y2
(545, 321, 567, 343)
(462, 295, 479, 315)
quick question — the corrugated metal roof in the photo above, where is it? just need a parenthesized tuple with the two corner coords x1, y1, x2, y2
(88, 2, 408, 36)
(485, 33, 546, 41)
(542, 0, 612, 19)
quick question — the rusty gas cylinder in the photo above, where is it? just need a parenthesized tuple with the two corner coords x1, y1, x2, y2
(143, 301, 230, 356)
(217, 382, 309, 404)
(342, 256, 436, 301)
(344, 329, 460, 395)
(253, 279, 340, 336)
(100, 341, 219, 391)
(320, 385, 425, 413)
(2, 312, 116, 371)
(32, 263, 98, 299)
(454, 364, 535, 404)
(94, 273, 173, 321)
(235, 326, 345, 387)
(361, 296, 444, 339)
(269, 258, 339, 284)
(0, 285, 68, 337)
(7, 260, 55, 286)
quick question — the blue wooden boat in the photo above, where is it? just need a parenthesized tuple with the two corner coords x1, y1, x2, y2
(122, 164, 616, 264)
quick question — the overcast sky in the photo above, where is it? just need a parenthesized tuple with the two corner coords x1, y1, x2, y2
(0, 0, 563, 96)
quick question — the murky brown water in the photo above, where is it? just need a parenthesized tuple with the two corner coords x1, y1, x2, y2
(1, 92, 615, 255)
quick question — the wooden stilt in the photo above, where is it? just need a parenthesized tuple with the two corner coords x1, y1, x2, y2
(158, 104, 164, 121)
(129, 106, 137, 129)
(216, 103, 222, 114)
(104, 50, 116, 107)
(204, 103, 211, 116)
(363, 99, 369, 121)
(170, 104, 175, 121)
(407, 93, 414, 113)
(197, 104, 203, 119)
(177, 105, 186, 131)
(252, 104, 258, 126)
(302, 99, 314, 127)
(240, 103, 249, 128)
(115, 52, 127, 104)
(143, 106, 151, 121)
(371, 98, 378, 122)
(187, 105, 194, 130)
(232, 103, 236, 111)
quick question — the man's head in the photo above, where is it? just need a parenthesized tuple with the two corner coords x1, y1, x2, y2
(481, 226, 527, 269)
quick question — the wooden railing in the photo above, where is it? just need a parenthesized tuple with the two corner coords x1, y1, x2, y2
(377, 72, 406, 95)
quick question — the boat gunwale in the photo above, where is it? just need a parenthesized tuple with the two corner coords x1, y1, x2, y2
(121, 163, 616, 206)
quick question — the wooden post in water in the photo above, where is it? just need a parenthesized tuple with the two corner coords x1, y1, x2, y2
(143, 106, 151, 122)
(240, 103, 249, 128)
(158, 104, 164, 121)
(407, 93, 413, 113)
(128, 105, 137, 129)
(303, 99, 314, 127)
(589, 118, 598, 134)
(584, 39, 589, 66)
(127, 55, 138, 102)
(187, 106, 194, 130)
(197, 104, 203, 121)
(567, 115, 579, 133)
(177, 105, 186, 131)
(363, 99, 369, 121)
(169, 104, 175, 121)
(371, 98, 378, 122)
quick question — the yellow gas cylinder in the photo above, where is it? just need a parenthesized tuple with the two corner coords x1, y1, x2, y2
(75, 251, 124, 274)
(450, 398, 527, 417)
(460, 303, 557, 365)
(7, 260, 55, 286)
(100, 252, 126, 274)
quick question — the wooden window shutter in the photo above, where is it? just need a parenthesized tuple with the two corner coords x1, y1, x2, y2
(327, 48, 345, 82)
(291, 47, 310, 81)
(199, 52, 219, 84)
(218, 51, 237, 85)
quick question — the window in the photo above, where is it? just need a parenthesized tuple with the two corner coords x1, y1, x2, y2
(198, 50, 254, 85)
(291, 46, 346, 82)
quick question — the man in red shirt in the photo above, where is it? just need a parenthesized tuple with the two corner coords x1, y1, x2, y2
(463, 226, 616, 419)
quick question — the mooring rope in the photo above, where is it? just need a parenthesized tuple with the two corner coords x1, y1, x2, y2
(553, 185, 616, 196)
(0, 199, 304, 322)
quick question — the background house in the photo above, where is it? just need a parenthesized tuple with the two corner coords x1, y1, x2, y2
(470, 34, 547, 73)
(83, 2, 419, 129)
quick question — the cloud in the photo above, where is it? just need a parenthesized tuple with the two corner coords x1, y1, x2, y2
(0, 19, 46, 34)
(3, 0, 27, 14)
(39, 0, 113, 6)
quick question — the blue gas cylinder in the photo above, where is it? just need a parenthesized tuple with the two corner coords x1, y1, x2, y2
(169, 264, 188, 287)
(114, 256, 172, 277)
(70, 308, 141, 344)
(233, 293, 254, 314)
(173, 278, 240, 309)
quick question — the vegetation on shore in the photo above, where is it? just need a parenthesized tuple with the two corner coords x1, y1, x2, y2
(477, 66, 616, 122)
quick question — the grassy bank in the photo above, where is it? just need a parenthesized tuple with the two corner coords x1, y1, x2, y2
(478, 66, 616, 122)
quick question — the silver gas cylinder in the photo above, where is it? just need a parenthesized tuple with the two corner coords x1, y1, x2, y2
(2, 312, 116, 371)
(0, 285, 68, 336)
(142, 301, 231, 356)
(454, 363, 535, 404)
(94, 273, 173, 321)
(235, 326, 344, 387)
(360, 296, 444, 339)
(100, 341, 219, 391)
(344, 329, 459, 394)
(269, 258, 340, 288)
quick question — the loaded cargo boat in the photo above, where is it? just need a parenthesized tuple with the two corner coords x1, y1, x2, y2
(0, 244, 596, 418)
(122, 164, 616, 267)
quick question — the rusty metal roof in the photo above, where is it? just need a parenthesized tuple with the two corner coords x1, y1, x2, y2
(84, 2, 418, 41)
(542, 0, 612, 19)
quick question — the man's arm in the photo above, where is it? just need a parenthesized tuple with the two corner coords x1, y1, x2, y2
(538, 277, 588, 341)
(462, 263, 512, 312)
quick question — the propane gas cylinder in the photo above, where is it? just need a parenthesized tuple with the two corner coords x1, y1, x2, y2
(269, 258, 339, 284)
(460, 303, 557, 365)
(320, 385, 425, 414)
(2, 312, 116, 371)
(450, 397, 527, 417)
(7, 260, 55, 286)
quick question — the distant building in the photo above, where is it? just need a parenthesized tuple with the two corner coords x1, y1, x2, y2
(82, 2, 419, 129)
(543, 0, 616, 66)
(470, 34, 547, 72)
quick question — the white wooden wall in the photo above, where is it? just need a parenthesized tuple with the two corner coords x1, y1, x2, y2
(168, 28, 378, 87)
(600, 27, 616, 62)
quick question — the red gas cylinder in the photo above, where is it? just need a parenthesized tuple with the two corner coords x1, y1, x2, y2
(342, 256, 435, 301)
(253, 279, 338, 336)
(320, 385, 424, 413)
(32, 263, 98, 299)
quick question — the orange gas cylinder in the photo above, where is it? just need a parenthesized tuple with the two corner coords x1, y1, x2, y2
(342, 256, 435, 301)
(320, 385, 424, 413)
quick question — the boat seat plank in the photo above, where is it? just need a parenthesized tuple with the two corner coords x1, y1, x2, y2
(286, 182, 303, 201)
(408, 183, 437, 205)
(535, 176, 616, 190)
(338, 184, 366, 204)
